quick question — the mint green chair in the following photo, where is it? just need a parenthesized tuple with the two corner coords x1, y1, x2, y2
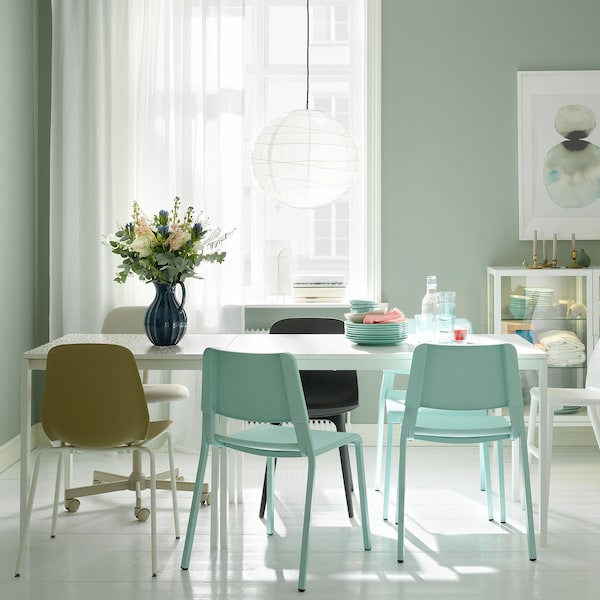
(395, 343, 536, 563)
(375, 319, 505, 522)
(374, 317, 475, 491)
(180, 348, 371, 591)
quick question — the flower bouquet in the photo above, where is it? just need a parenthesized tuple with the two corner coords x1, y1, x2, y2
(108, 196, 230, 284)
(107, 197, 231, 345)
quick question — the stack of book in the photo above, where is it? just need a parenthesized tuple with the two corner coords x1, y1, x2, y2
(292, 274, 346, 302)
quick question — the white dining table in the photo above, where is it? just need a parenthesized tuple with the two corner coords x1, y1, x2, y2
(20, 332, 550, 545)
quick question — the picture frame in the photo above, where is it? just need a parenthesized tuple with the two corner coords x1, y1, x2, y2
(518, 70, 600, 240)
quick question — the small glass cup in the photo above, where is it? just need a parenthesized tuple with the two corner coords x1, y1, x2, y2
(453, 323, 468, 344)
(414, 313, 434, 342)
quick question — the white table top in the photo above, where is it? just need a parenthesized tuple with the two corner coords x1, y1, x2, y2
(226, 332, 546, 369)
(23, 332, 546, 371)
(23, 333, 237, 369)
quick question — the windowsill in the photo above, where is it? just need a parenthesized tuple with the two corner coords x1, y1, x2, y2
(244, 300, 351, 308)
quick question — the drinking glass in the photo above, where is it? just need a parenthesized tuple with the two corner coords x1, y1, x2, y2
(453, 323, 468, 343)
(414, 313, 434, 342)
(437, 291, 456, 343)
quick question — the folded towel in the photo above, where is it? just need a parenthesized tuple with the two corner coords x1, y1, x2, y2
(547, 352, 586, 367)
(537, 329, 585, 351)
(363, 307, 406, 324)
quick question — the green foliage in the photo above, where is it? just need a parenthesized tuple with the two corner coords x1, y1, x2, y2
(107, 197, 231, 284)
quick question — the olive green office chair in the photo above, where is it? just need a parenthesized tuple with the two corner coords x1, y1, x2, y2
(15, 344, 180, 577)
(180, 347, 371, 591)
(93, 307, 202, 513)
(394, 343, 536, 563)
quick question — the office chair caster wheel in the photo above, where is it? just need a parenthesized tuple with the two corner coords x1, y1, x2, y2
(65, 498, 80, 512)
(135, 507, 150, 521)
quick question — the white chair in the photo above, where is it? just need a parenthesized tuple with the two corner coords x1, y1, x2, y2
(15, 344, 180, 577)
(529, 339, 600, 501)
(60, 307, 200, 519)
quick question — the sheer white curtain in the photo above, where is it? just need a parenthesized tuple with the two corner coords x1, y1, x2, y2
(50, 0, 245, 449)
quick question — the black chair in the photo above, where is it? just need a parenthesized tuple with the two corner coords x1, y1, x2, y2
(259, 317, 359, 518)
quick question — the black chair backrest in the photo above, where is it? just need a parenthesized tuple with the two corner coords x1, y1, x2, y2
(269, 318, 359, 416)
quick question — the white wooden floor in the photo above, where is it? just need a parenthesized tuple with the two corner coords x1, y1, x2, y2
(1, 443, 599, 599)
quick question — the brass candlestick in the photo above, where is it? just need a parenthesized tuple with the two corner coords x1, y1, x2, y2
(526, 253, 544, 269)
(567, 249, 582, 268)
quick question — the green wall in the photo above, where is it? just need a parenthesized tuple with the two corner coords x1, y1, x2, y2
(248, 0, 600, 425)
(0, 0, 36, 447)
(380, 0, 600, 330)
(2, 0, 600, 446)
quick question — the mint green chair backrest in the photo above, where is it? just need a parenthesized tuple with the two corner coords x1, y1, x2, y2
(201, 348, 313, 453)
(404, 343, 524, 434)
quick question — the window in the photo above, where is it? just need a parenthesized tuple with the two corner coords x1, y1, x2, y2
(244, 0, 380, 303)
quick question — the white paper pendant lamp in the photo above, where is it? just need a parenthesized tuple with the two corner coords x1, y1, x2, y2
(251, 108, 358, 209)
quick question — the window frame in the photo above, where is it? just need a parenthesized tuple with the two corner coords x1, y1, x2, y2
(244, 0, 381, 305)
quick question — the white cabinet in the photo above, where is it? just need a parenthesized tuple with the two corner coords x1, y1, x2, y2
(487, 267, 596, 426)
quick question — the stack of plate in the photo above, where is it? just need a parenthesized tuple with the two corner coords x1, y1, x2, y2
(508, 294, 533, 319)
(344, 320, 408, 346)
(349, 299, 379, 314)
(524, 287, 554, 317)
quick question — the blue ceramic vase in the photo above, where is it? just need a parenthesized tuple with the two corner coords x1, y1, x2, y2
(144, 281, 187, 346)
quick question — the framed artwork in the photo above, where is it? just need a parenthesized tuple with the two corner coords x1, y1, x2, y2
(518, 70, 600, 240)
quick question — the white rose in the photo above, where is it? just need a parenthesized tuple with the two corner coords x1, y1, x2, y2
(131, 234, 154, 257)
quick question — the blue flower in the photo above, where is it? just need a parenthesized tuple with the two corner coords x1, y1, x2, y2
(157, 209, 170, 225)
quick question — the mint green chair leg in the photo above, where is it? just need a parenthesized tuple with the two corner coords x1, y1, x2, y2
(298, 457, 316, 592)
(482, 441, 507, 522)
(383, 415, 395, 521)
(180, 442, 210, 570)
(482, 442, 494, 520)
(384, 420, 502, 523)
(479, 444, 486, 490)
(497, 441, 506, 523)
(396, 433, 408, 562)
(266, 457, 275, 535)
(375, 370, 395, 490)
(353, 441, 372, 551)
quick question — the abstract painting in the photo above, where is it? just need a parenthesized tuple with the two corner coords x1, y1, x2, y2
(518, 70, 600, 239)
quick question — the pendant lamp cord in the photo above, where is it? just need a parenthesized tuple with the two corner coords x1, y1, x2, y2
(305, 0, 310, 110)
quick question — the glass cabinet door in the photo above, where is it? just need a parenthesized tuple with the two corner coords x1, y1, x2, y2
(488, 267, 592, 389)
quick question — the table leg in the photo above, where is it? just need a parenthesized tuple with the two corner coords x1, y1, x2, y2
(20, 361, 32, 536)
(374, 376, 386, 491)
(538, 362, 550, 547)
